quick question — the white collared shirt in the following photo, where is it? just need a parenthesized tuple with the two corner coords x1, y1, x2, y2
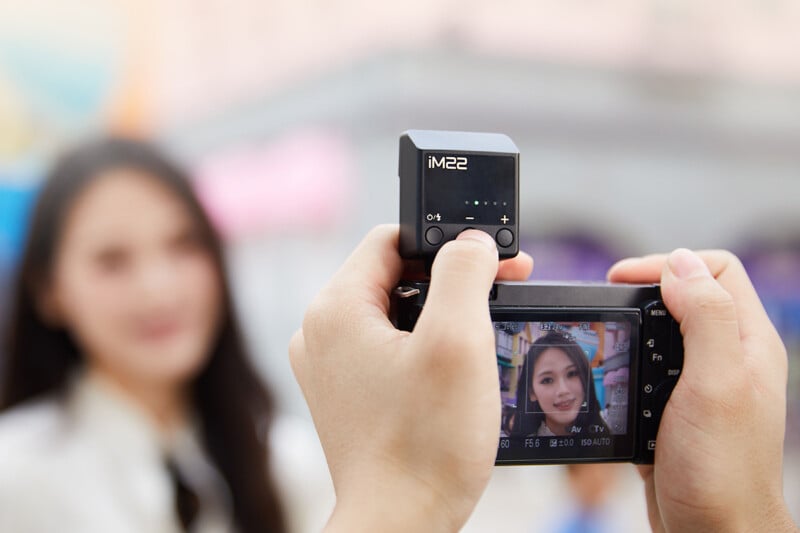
(0, 372, 233, 532)
(0, 373, 335, 533)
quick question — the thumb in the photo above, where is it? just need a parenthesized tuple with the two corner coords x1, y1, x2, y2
(660, 248, 744, 378)
(414, 230, 499, 338)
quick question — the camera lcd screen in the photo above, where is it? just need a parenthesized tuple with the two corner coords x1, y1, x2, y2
(423, 152, 515, 226)
(493, 311, 639, 463)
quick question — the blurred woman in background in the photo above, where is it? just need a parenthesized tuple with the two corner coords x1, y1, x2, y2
(0, 138, 288, 532)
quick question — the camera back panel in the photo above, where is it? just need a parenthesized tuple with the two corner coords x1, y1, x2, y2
(393, 281, 684, 465)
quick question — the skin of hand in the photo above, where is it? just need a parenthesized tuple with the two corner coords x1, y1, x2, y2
(289, 225, 533, 532)
(608, 248, 797, 533)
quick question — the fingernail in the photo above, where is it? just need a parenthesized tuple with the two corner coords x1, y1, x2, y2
(668, 248, 711, 280)
(457, 229, 497, 252)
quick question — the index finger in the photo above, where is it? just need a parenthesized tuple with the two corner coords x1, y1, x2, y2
(608, 250, 781, 351)
(497, 251, 534, 281)
(301, 225, 406, 356)
(323, 224, 404, 318)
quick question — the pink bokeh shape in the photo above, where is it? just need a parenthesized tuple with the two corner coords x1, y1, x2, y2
(193, 128, 355, 239)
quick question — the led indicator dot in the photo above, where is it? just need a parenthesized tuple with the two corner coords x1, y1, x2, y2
(474, 200, 479, 206)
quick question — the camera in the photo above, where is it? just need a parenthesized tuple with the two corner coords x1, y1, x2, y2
(393, 130, 683, 464)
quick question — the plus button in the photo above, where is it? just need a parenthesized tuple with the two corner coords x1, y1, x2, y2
(500, 215, 509, 224)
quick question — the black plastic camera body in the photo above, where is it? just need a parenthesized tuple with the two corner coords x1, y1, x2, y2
(399, 129, 520, 262)
(393, 281, 683, 465)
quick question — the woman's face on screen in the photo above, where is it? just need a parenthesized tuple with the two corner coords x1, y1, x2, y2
(529, 347, 586, 435)
(44, 168, 222, 389)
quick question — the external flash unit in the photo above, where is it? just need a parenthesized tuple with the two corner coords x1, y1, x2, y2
(398, 129, 520, 262)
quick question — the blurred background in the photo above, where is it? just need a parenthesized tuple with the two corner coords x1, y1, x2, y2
(1, 0, 798, 530)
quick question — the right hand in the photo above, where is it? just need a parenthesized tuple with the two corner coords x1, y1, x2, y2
(289, 226, 533, 532)
(608, 249, 796, 532)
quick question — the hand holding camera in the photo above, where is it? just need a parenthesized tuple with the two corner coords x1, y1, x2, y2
(289, 226, 533, 532)
(292, 130, 795, 532)
(609, 249, 794, 532)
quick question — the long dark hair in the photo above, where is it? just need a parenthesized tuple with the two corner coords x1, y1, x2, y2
(0, 138, 286, 533)
(512, 331, 608, 437)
